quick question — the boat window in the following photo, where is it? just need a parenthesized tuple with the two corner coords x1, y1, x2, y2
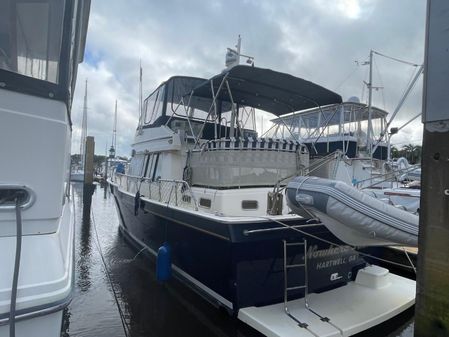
(143, 154, 151, 178)
(128, 154, 145, 176)
(167, 77, 228, 122)
(242, 200, 258, 210)
(152, 153, 162, 180)
(145, 154, 156, 179)
(199, 198, 211, 208)
(144, 85, 166, 125)
(0, 0, 65, 83)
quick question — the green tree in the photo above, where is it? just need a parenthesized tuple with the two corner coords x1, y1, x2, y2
(401, 144, 421, 164)
(390, 145, 400, 159)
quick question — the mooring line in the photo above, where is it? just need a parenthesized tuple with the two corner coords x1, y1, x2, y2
(90, 208, 130, 337)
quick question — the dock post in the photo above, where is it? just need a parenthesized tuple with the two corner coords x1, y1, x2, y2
(414, 1, 449, 336)
(103, 158, 108, 199)
(83, 136, 95, 221)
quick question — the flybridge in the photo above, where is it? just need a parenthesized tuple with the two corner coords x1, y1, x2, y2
(271, 101, 390, 160)
(189, 65, 343, 116)
(139, 65, 343, 144)
(140, 66, 342, 122)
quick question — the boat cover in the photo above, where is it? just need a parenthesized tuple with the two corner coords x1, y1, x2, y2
(286, 176, 418, 247)
(190, 65, 342, 116)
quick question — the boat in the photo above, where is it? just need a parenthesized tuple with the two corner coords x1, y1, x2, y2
(0, 1, 90, 337)
(109, 52, 415, 335)
(271, 97, 423, 216)
(271, 99, 398, 187)
(271, 50, 424, 212)
(70, 168, 85, 182)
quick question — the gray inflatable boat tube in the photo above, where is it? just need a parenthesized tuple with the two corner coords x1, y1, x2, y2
(286, 176, 418, 247)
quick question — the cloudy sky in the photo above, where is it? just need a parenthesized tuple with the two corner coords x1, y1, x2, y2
(71, 0, 427, 157)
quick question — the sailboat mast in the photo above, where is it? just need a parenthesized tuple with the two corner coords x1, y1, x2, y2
(236, 35, 241, 66)
(138, 62, 143, 134)
(367, 50, 373, 155)
(80, 79, 88, 164)
(112, 100, 117, 153)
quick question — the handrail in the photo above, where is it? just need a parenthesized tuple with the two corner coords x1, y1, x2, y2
(113, 173, 199, 211)
(356, 164, 420, 189)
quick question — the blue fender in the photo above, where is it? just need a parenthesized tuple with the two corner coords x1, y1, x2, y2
(156, 242, 172, 281)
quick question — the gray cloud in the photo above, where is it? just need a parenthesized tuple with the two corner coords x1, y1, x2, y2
(71, 0, 427, 156)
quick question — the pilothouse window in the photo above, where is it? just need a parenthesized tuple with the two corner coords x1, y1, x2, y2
(128, 154, 145, 176)
(0, 0, 65, 83)
(143, 86, 165, 125)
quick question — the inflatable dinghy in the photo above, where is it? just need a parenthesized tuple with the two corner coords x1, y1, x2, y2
(286, 176, 419, 247)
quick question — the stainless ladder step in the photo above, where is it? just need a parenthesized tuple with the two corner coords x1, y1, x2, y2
(283, 239, 311, 333)
(283, 238, 344, 336)
(286, 285, 307, 291)
(285, 242, 305, 246)
(286, 263, 305, 269)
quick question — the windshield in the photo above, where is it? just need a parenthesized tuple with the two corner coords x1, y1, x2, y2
(0, 0, 65, 83)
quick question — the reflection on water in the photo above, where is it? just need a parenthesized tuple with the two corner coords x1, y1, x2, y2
(63, 183, 414, 337)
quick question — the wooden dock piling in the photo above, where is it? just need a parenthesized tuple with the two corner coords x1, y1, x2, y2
(414, 1, 449, 336)
(83, 136, 95, 221)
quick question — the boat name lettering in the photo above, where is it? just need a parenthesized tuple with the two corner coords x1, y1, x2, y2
(306, 245, 353, 259)
(315, 254, 358, 270)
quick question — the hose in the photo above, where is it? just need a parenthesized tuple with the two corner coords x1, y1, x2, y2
(9, 197, 23, 337)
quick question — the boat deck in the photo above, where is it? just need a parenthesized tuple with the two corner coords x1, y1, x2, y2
(238, 270, 415, 337)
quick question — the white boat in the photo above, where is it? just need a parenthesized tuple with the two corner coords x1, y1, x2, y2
(272, 100, 406, 186)
(70, 169, 85, 182)
(0, 1, 90, 337)
(271, 52, 424, 213)
(271, 98, 423, 217)
(109, 42, 415, 336)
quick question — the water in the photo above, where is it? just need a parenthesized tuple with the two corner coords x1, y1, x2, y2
(62, 183, 414, 337)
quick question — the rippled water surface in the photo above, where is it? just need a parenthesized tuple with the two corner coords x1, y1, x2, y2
(62, 183, 414, 337)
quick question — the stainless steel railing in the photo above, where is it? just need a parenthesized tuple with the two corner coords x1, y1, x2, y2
(114, 173, 198, 210)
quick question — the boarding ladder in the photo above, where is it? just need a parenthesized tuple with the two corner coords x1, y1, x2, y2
(283, 239, 343, 336)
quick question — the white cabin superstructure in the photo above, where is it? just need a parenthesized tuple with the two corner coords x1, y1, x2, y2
(0, 1, 90, 336)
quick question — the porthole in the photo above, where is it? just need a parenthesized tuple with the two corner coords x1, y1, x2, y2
(0, 185, 35, 210)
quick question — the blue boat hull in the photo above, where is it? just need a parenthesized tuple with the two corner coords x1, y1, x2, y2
(111, 185, 366, 313)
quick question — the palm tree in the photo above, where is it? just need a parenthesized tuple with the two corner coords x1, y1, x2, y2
(414, 145, 422, 164)
(390, 145, 400, 159)
(402, 144, 421, 164)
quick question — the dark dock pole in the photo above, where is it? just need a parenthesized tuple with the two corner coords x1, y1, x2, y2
(414, 1, 449, 336)
(103, 157, 108, 199)
(83, 136, 95, 222)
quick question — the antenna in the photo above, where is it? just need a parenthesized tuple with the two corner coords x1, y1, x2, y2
(225, 35, 254, 69)
(236, 34, 241, 65)
(138, 61, 144, 135)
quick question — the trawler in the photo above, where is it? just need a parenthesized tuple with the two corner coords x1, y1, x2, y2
(272, 99, 421, 213)
(109, 47, 416, 336)
(0, 1, 90, 336)
(270, 49, 424, 214)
